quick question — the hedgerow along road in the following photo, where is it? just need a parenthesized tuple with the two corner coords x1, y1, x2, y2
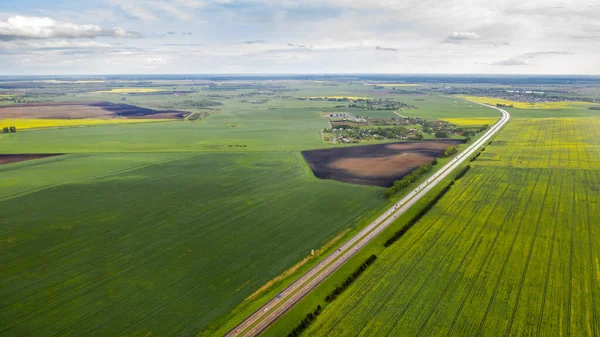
(225, 101, 511, 337)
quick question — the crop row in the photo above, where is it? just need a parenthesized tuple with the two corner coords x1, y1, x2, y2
(306, 164, 600, 336)
(476, 118, 600, 170)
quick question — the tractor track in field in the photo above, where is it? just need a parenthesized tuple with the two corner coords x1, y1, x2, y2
(444, 169, 533, 337)
(536, 172, 564, 337)
(475, 169, 542, 336)
(504, 171, 553, 337)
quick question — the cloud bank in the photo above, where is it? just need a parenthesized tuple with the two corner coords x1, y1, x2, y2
(0, 16, 141, 41)
(0, 0, 598, 74)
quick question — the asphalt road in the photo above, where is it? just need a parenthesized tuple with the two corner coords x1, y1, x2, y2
(224, 103, 510, 337)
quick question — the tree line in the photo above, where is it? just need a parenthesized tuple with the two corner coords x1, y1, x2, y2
(285, 254, 378, 337)
(384, 144, 459, 199)
(470, 151, 482, 162)
(454, 165, 471, 180)
(384, 161, 436, 198)
(384, 181, 455, 247)
(470, 146, 486, 162)
(287, 305, 322, 337)
(325, 254, 377, 303)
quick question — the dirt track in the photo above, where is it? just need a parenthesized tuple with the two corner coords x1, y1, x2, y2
(302, 140, 462, 187)
(0, 154, 63, 166)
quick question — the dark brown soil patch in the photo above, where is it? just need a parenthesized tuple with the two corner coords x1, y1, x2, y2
(0, 154, 64, 166)
(0, 102, 186, 119)
(302, 140, 462, 187)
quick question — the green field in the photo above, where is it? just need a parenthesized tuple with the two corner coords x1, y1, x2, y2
(0, 152, 388, 337)
(0, 107, 328, 153)
(6, 78, 583, 337)
(299, 117, 600, 336)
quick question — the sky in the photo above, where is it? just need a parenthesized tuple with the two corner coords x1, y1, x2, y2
(0, 0, 598, 75)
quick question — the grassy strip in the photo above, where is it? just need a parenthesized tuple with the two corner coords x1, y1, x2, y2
(384, 181, 455, 247)
(325, 255, 377, 303)
(454, 165, 471, 180)
(286, 305, 322, 337)
(285, 255, 378, 337)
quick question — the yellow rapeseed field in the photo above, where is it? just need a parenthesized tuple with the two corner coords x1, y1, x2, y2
(97, 88, 164, 93)
(0, 118, 168, 130)
(457, 95, 596, 109)
(439, 117, 498, 126)
(477, 118, 600, 170)
(304, 96, 372, 100)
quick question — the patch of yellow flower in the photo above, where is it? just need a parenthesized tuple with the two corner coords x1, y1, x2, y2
(456, 95, 596, 110)
(96, 88, 164, 93)
(304, 96, 372, 100)
(0, 118, 169, 130)
(439, 117, 499, 126)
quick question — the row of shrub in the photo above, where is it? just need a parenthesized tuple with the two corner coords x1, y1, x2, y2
(384, 181, 455, 247)
(286, 254, 378, 336)
(287, 305, 322, 337)
(324, 255, 377, 303)
(384, 161, 436, 198)
(470, 151, 482, 162)
(454, 165, 471, 180)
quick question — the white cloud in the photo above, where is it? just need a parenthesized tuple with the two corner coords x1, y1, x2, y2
(490, 58, 529, 66)
(1, 0, 599, 74)
(444, 32, 481, 43)
(0, 16, 141, 40)
(375, 46, 398, 52)
(146, 56, 167, 64)
(109, 0, 207, 21)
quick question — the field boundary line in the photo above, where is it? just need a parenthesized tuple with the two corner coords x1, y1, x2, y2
(536, 172, 564, 337)
(584, 171, 598, 337)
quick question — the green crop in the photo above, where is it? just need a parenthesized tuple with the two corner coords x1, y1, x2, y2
(306, 117, 600, 337)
